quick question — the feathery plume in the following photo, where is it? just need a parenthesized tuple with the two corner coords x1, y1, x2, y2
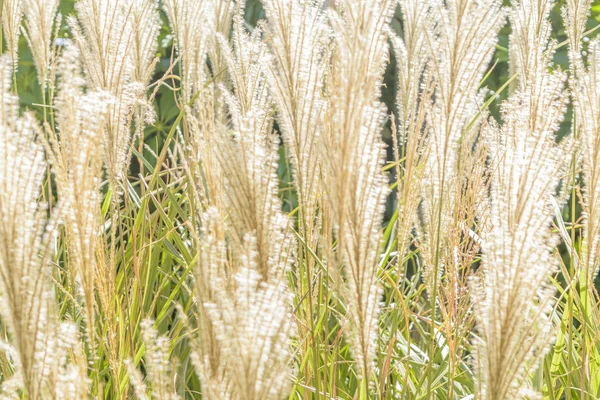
(1, 0, 22, 67)
(262, 0, 329, 248)
(410, 2, 506, 395)
(473, 1, 570, 397)
(191, 209, 295, 400)
(474, 86, 569, 399)
(21, 0, 59, 88)
(126, 320, 180, 400)
(187, 207, 295, 400)
(563, 0, 591, 76)
(214, 17, 292, 279)
(130, 0, 160, 87)
(68, 0, 133, 185)
(130, 0, 160, 134)
(186, 208, 228, 400)
(162, 0, 213, 103)
(391, 0, 431, 259)
(163, 0, 226, 215)
(563, 1, 600, 282)
(207, 0, 237, 83)
(187, 18, 296, 399)
(417, 0, 506, 295)
(394, 0, 429, 125)
(43, 45, 108, 347)
(69, 0, 159, 186)
(0, 54, 55, 399)
(562, 8, 600, 386)
(321, 0, 395, 381)
(165, 0, 235, 94)
(52, 324, 90, 400)
(206, 247, 294, 400)
(0, 55, 86, 399)
(68, 0, 132, 94)
(260, 0, 330, 383)
(510, 0, 555, 87)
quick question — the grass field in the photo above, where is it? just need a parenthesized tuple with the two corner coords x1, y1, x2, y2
(1, 0, 600, 399)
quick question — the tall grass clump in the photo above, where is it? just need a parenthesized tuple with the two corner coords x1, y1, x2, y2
(472, 3, 571, 397)
(0, 55, 88, 399)
(3, 0, 600, 399)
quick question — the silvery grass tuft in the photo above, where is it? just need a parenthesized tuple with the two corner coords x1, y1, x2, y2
(0, 55, 88, 399)
(417, 0, 506, 298)
(260, 0, 330, 385)
(192, 221, 295, 400)
(262, 0, 328, 262)
(390, 0, 431, 261)
(0, 55, 58, 399)
(1, 0, 21, 68)
(42, 45, 108, 350)
(214, 14, 289, 277)
(411, 1, 506, 394)
(163, 0, 234, 217)
(473, 0, 571, 398)
(321, 0, 395, 383)
(474, 84, 569, 399)
(68, 0, 159, 187)
(183, 10, 296, 400)
(127, 320, 180, 400)
(162, 0, 213, 104)
(562, 0, 600, 388)
(21, 0, 59, 89)
(564, 0, 598, 288)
